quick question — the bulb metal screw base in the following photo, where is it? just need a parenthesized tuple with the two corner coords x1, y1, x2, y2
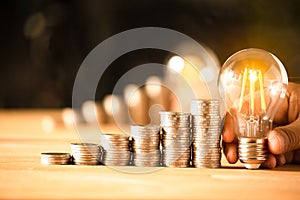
(238, 137, 268, 170)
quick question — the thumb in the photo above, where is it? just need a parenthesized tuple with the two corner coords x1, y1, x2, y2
(268, 117, 300, 155)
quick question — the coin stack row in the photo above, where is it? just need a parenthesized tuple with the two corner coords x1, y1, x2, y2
(41, 100, 221, 168)
(131, 125, 161, 167)
(70, 143, 101, 165)
(100, 133, 131, 166)
(160, 111, 192, 167)
(190, 99, 222, 168)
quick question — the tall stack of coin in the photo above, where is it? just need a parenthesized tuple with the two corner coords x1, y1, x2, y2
(100, 133, 131, 166)
(70, 143, 101, 165)
(160, 111, 191, 167)
(190, 99, 222, 168)
(131, 125, 161, 167)
(40, 152, 71, 165)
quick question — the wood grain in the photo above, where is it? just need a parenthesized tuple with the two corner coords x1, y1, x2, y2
(0, 110, 299, 199)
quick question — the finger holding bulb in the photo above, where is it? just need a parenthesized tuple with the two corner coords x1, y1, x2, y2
(219, 48, 288, 169)
(221, 113, 239, 164)
(262, 82, 300, 167)
(222, 80, 300, 168)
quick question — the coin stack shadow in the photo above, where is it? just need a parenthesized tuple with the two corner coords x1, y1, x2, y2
(40, 152, 71, 165)
(70, 143, 101, 165)
(100, 133, 131, 166)
(190, 99, 222, 168)
(131, 125, 161, 167)
(160, 111, 192, 168)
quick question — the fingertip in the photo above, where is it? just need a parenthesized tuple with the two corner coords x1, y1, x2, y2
(262, 154, 276, 169)
(268, 130, 285, 155)
(224, 143, 238, 164)
(226, 153, 238, 164)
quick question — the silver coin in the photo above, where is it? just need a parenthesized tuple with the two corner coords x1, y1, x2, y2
(130, 125, 162, 167)
(74, 161, 100, 165)
(162, 127, 191, 135)
(100, 133, 131, 166)
(70, 143, 102, 165)
(40, 152, 71, 165)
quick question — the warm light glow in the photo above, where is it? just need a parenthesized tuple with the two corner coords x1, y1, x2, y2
(249, 69, 258, 82)
(103, 94, 122, 116)
(258, 70, 266, 112)
(238, 68, 266, 115)
(239, 68, 248, 112)
(269, 85, 278, 96)
(124, 84, 138, 102)
(168, 56, 185, 73)
(249, 70, 255, 114)
(81, 100, 98, 123)
(129, 90, 142, 107)
(218, 48, 289, 170)
(124, 84, 141, 107)
(41, 116, 55, 133)
(62, 108, 75, 128)
(145, 76, 162, 98)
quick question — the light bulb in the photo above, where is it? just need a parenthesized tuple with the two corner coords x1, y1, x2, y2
(168, 56, 185, 73)
(218, 48, 288, 169)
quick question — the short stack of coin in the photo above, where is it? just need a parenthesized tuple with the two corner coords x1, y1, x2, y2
(190, 99, 222, 168)
(131, 125, 161, 167)
(40, 152, 71, 165)
(70, 143, 101, 165)
(160, 111, 192, 167)
(100, 133, 131, 166)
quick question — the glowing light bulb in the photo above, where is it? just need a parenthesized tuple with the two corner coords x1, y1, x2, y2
(103, 94, 122, 116)
(218, 48, 288, 169)
(82, 100, 98, 124)
(145, 76, 162, 98)
(124, 84, 141, 107)
(41, 116, 55, 133)
(168, 56, 185, 73)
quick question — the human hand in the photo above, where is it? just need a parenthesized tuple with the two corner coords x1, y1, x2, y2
(222, 82, 300, 168)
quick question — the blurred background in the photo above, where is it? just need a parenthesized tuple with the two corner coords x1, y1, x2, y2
(1, 0, 300, 109)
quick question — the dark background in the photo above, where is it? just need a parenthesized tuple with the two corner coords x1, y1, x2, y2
(1, 0, 300, 108)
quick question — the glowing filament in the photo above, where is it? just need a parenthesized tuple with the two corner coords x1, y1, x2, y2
(239, 68, 266, 115)
(239, 68, 248, 112)
(249, 69, 256, 114)
(258, 70, 266, 113)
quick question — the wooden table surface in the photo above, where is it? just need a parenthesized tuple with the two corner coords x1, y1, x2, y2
(0, 109, 300, 200)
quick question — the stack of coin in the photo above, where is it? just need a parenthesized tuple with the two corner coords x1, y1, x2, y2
(190, 99, 222, 168)
(131, 125, 161, 167)
(160, 111, 191, 167)
(100, 133, 131, 166)
(40, 152, 71, 165)
(70, 143, 101, 165)
(190, 99, 220, 116)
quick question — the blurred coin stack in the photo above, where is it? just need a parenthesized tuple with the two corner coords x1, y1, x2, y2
(190, 99, 222, 168)
(131, 125, 161, 167)
(100, 133, 131, 166)
(160, 111, 192, 167)
(70, 143, 101, 165)
(40, 152, 71, 165)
